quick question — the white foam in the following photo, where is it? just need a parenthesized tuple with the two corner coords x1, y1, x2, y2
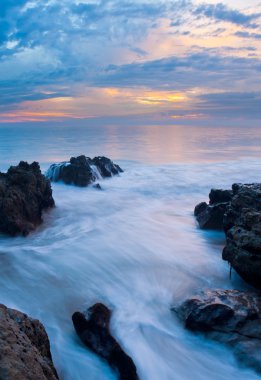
(90, 165, 103, 180)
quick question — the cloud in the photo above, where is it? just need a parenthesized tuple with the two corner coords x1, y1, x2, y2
(235, 31, 261, 40)
(194, 3, 261, 27)
(0, 0, 260, 121)
(196, 91, 261, 118)
(94, 51, 261, 92)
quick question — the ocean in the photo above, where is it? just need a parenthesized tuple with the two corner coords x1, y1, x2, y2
(0, 122, 260, 380)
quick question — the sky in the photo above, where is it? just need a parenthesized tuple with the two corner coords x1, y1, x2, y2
(0, 0, 260, 123)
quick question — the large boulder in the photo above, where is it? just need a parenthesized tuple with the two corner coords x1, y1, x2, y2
(72, 303, 139, 380)
(194, 189, 233, 230)
(174, 289, 261, 373)
(0, 304, 58, 380)
(0, 161, 55, 236)
(46, 155, 123, 187)
(222, 183, 261, 288)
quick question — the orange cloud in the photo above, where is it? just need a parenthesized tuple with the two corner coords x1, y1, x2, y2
(0, 88, 192, 122)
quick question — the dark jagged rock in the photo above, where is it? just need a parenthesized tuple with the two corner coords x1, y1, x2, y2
(0, 161, 55, 236)
(92, 156, 123, 178)
(209, 189, 233, 205)
(46, 155, 123, 187)
(174, 290, 261, 373)
(0, 304, 59, 380)
(194, 183, 261, 288)
(194, 202, 208, 217)
(72, 303, 139, 380)
(222, 183, 261, 288)
(194, 201, 228, 230)
(194, 188, 233, 230)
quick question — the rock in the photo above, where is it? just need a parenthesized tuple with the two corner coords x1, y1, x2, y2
(209, 189, 233, 205)
(194, 183, 261, 287)
(46, 155, 123, 187)
(0, 161, 55, 236)
(222, 183, 261, 288)
(92, 157, 123, 178)
(194, 188, 233, 229)
(194, 202, 208, 217)
(0, 304, 58, 380)
(194, 202, 228, 230)
(194, 188, 233, 230)
(72, 303, 139, 380)
(93, 183, 102, 190)
(174, 289, 261, 373)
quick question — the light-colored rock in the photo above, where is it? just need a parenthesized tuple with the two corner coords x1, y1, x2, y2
(0, 304, 58, 380)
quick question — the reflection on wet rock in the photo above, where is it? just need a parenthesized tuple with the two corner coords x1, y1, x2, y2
(46, 155, 123, 187)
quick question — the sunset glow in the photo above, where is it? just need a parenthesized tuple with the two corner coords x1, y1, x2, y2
(0, 1, 260, 123)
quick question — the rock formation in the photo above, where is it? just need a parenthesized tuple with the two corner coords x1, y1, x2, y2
(0, 161, 54, 236)
(0, 304, 58, 380)
(72, 303, 139, 380)
(222, 183, 261, 288)
(194, 188, 233, 230)
(175, 289, 261, 373)
(194, 183, 261, 288)
(46, 155, 123, 187)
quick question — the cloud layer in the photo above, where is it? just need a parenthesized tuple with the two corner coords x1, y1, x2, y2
(0, 0, 260, 122)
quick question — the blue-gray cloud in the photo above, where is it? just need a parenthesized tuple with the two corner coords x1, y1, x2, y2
(95, 52, 261, 91)
(235, 31, 261, 40)
(194, 3, 260, 27)
(196, 91, 261, 118)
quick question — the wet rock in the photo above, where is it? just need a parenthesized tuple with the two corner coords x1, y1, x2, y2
(222, 183, 261, 288)
(174, 289, 261, 373)
(0, 304, 58, 380)
(194, 202, 208, 217)
(46, 155, 123, 187)
(194, 188, 233, 230)
(92, 156, 123, 178)
(209, 189, 233, 205)
(72, 303, 139, 380)
(0, 161, 55, 236)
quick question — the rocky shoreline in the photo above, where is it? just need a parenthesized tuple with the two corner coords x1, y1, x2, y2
(177, 183, 261, 373)
(194, 183, 261, 288)
(0, 156, 125, 379)
(0, 156, 260, 378)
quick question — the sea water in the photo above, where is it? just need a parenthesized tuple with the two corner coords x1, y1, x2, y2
(0, 122, 260, 380)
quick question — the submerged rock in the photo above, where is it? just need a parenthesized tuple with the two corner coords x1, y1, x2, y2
(0, 161, 54, 236)
(46, 155, 123, 187)
(223, 183, 261, 288)
(0, 304, 58, 380)
(93, 183, 102, 190)
(175, 289, 261, 373)
(194, 188, 232, 230)
(72, 303, 139, 380)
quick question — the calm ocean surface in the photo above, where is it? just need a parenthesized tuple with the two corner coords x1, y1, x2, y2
(0, 122, 260, 380)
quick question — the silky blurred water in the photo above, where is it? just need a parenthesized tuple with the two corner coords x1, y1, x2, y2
(0, 122, 260, 380)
